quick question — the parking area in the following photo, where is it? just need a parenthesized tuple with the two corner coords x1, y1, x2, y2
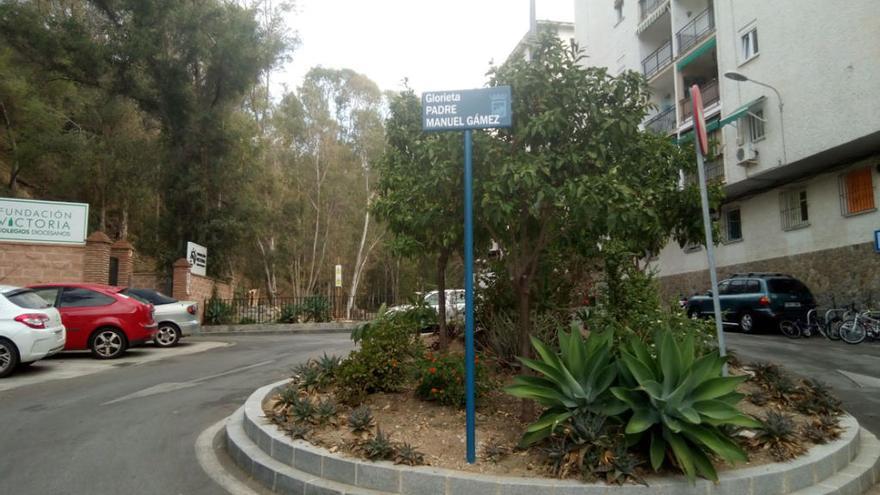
(0, 340, 229, 393)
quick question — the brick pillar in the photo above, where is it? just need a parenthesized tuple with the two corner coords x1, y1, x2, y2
(110, 239, 134, 287)
(83, 231, 112, 284)
(172, 258, 192, 300)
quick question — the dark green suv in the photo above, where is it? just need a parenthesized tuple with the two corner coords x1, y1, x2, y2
(685, 273, 817, 333)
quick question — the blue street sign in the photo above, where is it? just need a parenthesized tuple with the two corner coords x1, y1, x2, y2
(420, 86, 513, 464)
(422, 86, 512, 131)
(875, 229, 880, 252)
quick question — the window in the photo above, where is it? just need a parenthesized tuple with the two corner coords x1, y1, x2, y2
(717, 281, 731, 295)
(615, 0, 624, 24)
(32, 287, 60, 307)
(748, 110, 765, 142)
(744, 280, 761, 294)
(839, 167, 876, 216)
(121, 288, 177, 305)
(723, 208, 743, 242)
(59, 287, 116, 308)
(727, 280, 747, 294)
(780, 189, 809, 230)
(741, 28, 759, 62)
(4, 289, 50, 309)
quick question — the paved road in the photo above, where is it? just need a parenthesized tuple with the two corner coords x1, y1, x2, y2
(0, 334, 353, 495)
(726, 332, 880, 434)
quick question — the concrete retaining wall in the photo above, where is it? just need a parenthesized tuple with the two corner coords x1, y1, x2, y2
(225, 380, 880, 495)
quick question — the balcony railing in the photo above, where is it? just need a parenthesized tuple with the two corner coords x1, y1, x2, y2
(644, 106, 676, 134)
(680, 79, 719, 121)
(639, 0, 665, 22)
(676, 7, 715, 54)
(641, 40, 673, 79)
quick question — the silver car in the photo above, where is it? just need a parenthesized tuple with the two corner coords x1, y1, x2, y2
(120, 288, 200, 347)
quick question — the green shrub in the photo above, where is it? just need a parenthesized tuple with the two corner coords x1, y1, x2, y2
(611, 331, 760, 481)
(204, 297, 234, 325)
(414, 352, 489, 407)
(278, 296, 332, 323)
(278, 304, 300, 323)
(352, 302, 436, 343)
(238, 316, 256, 325)
(504, 327, 626, 447)
(336, 315, 421, 404)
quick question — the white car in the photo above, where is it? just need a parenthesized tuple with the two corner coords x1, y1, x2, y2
(387, 289, 465, 323)
(120, 288, 199, 347)
(0, 285, 66, 378)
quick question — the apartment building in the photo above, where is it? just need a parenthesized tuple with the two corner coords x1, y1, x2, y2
(574, 0, 880, 306)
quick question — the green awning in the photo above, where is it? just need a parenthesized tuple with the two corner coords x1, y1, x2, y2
(677, 118, 720, 144)
(718, 96, 767, 127)
(676, 36, 716, 71)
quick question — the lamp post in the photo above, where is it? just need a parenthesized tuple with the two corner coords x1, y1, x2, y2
(723, 71, 787, 165)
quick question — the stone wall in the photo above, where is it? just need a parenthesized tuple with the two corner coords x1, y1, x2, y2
(0, 242, 85, 287)
(660, 241, 880, 308)
(171, 258, 234, 321)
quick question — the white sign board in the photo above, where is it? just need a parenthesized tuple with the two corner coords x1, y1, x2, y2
(335, 264, 343, 288)
(186, 241, 208, 277)
(0, 197, 89, 245)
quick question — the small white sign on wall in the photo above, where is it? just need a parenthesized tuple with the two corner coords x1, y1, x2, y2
(186, 241, 208, 277)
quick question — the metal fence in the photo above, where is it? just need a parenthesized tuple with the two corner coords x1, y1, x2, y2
(642, 40, 673, 79)
(676, 7, 715, 54)
(203, 294, 385, 325)
(644, 106, 677, 134)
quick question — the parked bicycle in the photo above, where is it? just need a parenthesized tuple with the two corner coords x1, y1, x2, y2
(778, 307, 845, 340)
(839, 310, 880, 345)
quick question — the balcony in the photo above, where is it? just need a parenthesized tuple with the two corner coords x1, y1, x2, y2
(680, 79, 719, 121)
(639, 0, 665, 22)
(676, 7, 715, 54)
(644, 106, 676, 134)
(641, 40, 673, 79)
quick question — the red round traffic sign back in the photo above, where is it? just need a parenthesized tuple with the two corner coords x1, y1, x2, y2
(691, 84, 709, 156)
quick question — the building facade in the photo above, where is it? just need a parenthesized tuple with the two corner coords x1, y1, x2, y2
(574, 0, 880, 306)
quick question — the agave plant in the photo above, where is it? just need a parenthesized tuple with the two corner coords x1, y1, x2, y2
(610, 331, 760, 481)
(504, 327, 626, 446)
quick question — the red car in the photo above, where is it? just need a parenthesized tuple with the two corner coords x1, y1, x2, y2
(28, 283, 158, 359)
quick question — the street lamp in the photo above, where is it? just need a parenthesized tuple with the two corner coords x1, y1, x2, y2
(723, 71, 788, 165)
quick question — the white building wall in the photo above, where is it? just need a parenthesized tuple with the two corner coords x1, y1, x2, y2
(656, 157, 880, 277)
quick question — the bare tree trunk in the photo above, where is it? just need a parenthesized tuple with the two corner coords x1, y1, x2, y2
(346, 157, 371, 319)
(257, 237, 277, 303)
(307, 146, 322, 294)
(120, 202, 129, 239)
(436, 249, 450, 351)
(0, 102, 19, 195)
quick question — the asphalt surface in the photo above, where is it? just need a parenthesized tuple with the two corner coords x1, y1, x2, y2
(2, 331, 879, 495)
(0, 334, 353, 495)
(726, 331, 880, 435)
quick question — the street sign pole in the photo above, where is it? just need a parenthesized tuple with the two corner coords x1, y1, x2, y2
(463, 129, 476, 464)
(691, 84, 728, 375)
(421, 86, 511, 464)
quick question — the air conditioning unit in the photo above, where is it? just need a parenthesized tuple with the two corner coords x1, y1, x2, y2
(735, 143, 758, 165)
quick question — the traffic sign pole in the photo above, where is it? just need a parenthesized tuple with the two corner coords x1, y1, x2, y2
(463, 129, 476, 464)
(691, 84, 728, 375)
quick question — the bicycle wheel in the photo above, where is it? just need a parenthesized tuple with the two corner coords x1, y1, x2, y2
(779, 320, 801, 339)
(826, 317, 842, 341)
(839, 320, 866, 345)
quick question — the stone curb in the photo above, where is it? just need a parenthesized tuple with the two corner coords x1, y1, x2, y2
(227, 379, 878, 495)
(202, 322, 360, 335)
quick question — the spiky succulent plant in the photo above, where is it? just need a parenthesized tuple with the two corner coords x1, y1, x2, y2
(480, 440, 509, 463)
(394, 442, 425, 466)
(290, 396, 315, 424)
(348, 405, 374, 434)
(752, 412, 805, 461)
(363, 427, 395, 461)
(315, 398, 338, 425)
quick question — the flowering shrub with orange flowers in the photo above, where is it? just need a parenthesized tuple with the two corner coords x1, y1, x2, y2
(414, 352, 489, 407)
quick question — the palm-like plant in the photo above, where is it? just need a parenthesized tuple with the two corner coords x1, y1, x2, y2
(504, 327, 626, 446)
(611, 331, 760, 481)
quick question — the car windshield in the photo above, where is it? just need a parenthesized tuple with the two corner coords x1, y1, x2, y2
(767, 279, 811, 297)
(424, 292, 439, 305)
(4, 289, 50, 309)
(121, 288, 177, 305)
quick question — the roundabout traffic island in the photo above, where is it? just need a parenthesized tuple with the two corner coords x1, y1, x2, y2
(225, 309, 880, 494)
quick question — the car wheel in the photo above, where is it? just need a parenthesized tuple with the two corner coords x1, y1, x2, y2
(0, 338, 20, 378)
(90, 328, 127, 359)
(154, 323, 181, 347)
(739, 312, 756, 334)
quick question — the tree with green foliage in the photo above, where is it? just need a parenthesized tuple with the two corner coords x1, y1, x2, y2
(481, 32, 711, 414)
(373, 89, 488, 349)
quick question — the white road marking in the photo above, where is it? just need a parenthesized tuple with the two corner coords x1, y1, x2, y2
(0, 341, 230, 393)
(195, 418, 260, 495)
(838, 369, 880, 388)
(102, 359, 275, 405)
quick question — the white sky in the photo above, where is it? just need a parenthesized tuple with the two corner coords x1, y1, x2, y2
(273, 0, 574, 96)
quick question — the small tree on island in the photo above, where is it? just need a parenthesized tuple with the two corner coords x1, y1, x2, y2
(480, 32, 712, 415)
